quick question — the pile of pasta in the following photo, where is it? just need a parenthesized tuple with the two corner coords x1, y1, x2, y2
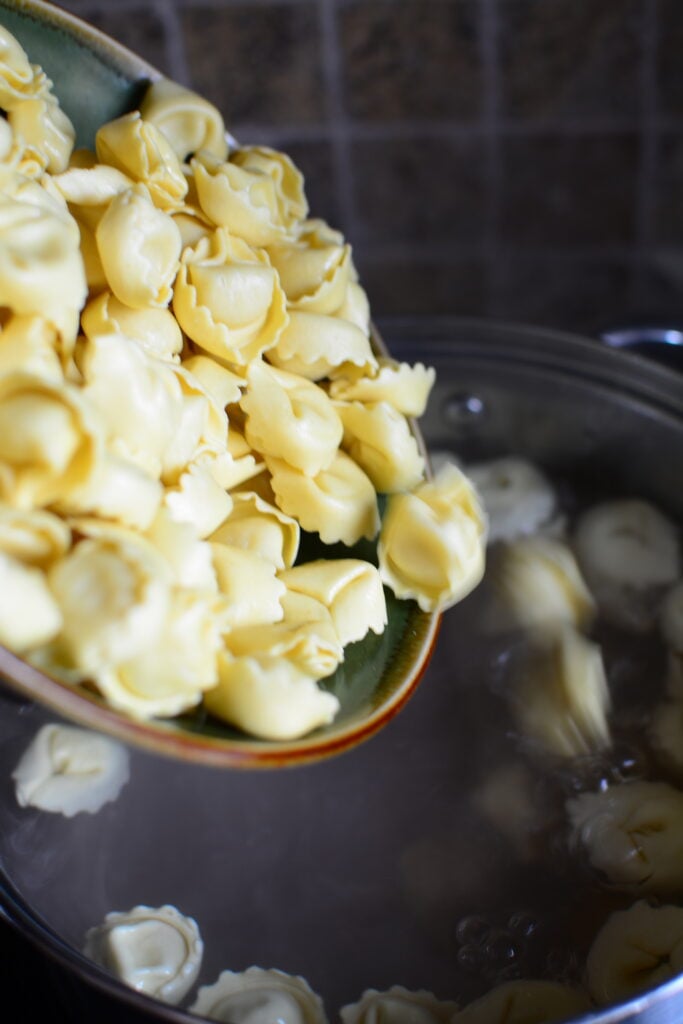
(0, 25, 486, 739)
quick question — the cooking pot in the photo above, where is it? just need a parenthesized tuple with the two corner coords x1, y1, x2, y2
(1, 317, 682, 1024)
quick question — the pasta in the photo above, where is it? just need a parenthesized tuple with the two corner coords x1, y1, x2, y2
(0, 25, 488, 740)
(586, 900, 683, 1004)
(190, 967, 327, 1024)
(568, 781, 683, 894)
(451, 981, 590, 1024)
(13, 723, 129, 816)
(84, 904, 203, 1004)
(341, 987, 458, 1024)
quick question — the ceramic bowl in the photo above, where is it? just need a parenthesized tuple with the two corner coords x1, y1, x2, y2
(0, 0, 440, 768)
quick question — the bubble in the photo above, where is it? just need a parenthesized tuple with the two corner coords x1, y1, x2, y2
(444, 392, 486, 427)
(455, 914, 491, 948)
(484, 928, 520, 966)
(507, 910, 539, 939)
(457, 944, 485, 974)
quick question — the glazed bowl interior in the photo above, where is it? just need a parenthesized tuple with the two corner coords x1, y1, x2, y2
(2, 319, 683, 1024)
(0, 0, 439, 769)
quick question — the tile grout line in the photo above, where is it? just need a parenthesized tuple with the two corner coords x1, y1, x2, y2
(318, 0, 357, 239)
(634, 0, 658, 302)
(227, 116, 649, 145)
(155, 0, 191, 85)
(358, 240, 647, 263)
(480, 0, 503, 311)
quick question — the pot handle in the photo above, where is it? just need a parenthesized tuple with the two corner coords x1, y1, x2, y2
(599, 326, 683, 371)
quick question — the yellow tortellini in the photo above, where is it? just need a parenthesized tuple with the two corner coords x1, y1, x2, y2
(96, 186, 182, 308)
(81, 291, 183, 361)
(329, 359, 436, 417)
(139, 77, 229, 163)
(0, 25, 37, 109)
(0, 550, 62, 652)
(192, 145, 307, 247)
(378, 462, 487, 613)
(336, 400, 425, 493)
(0, 372, 100, 508)
(268, 310, 376, 382)
(210, 491, 299, 570)
(241, 360, 343, 476)
(280, 559, 387, 646)
(0, 195, 86, 344)
(95, 111, 187, 211)
(0, 23, 488, 740)
(9, 91, 75, 173)
(0, 313, 63, 382)
(267, 219, 352, 315)
(173, 228, 288, 366)
(266, 450, 380, 547)
(206, 649, 340, 741)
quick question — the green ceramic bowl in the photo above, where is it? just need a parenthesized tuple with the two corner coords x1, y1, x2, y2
(0, 0, 440, 768)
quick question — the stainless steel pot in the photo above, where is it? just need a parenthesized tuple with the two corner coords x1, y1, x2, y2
(1, 317, 682, 1024)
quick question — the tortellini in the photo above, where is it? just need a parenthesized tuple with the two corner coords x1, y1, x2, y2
(494, 535, 595, 633)
(0, 551, 62, 651)
(328, 360, 435, 418)
(0, 196, 86, 343)
(378, 462, 487, 613)
(573, 499, 681, 632)
(206, 648, 341, 741)
(173, 228, 288, 365)
(336, 400, 425, 494)
(0, 23, 487, 741)
(514, 626, 611, 758)
(465, 457, 558, 545)
(567, 781, 683, 894)
(0, 372, 100, 508)
(241, 361, 342, 476)
(192, 145, 308, 247)
(268, 219, 352, 315)
(280, 559, 386, 646)
(84, 904, 203, 1004)
(210, 491, 299, 570)
(139, 77, 229, 162)
(190, 967, 327, 1024)
(341, 987, 458, 1024)
(96, 186, 182, 308)
(450, 981, 590, 1024)
(586, 900, 683, 1005)
(95, 111, 187, 211)
(12, 723, 129, 816)
(266, 450, 380, 547)
(268, 311, 376, 382)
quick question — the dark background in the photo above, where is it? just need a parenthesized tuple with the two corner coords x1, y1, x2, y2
(4, 1, 683, 1020)
(55, 0, 683, 336)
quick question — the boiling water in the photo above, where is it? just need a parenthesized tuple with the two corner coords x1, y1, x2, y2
(0, 465, 679, 1019)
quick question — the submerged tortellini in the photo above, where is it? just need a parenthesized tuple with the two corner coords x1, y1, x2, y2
(341, 987, 458, 1024)
(84, 904, 203, 1004)
(0, 23, 486, 740)
(494, 535, 595, 633)
(514, 627, 611, 758)
(568, 781, 683, 894)
(586, 900, 683, 1005)
(13, 723, 129, 816)
(191, 967, 327, 1024)
(451, 981, 590, 1024)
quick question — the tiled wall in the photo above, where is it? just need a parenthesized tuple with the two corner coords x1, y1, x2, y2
(58, 0, 683, 336)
